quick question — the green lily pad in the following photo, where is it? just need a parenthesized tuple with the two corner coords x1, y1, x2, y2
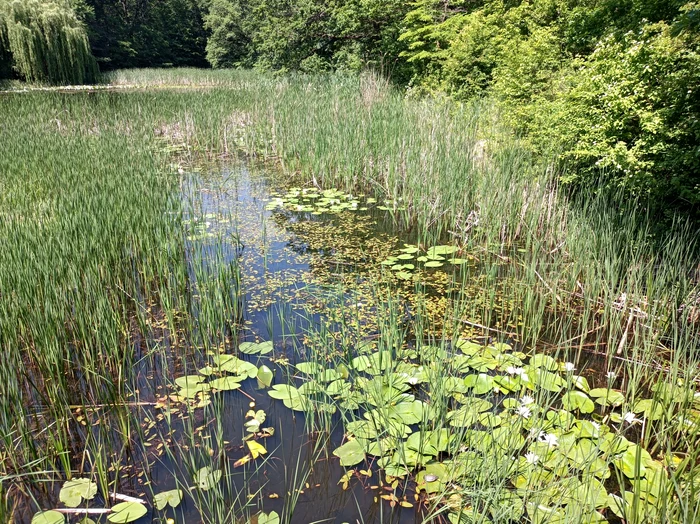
(257, 365, 274, 387)
(195, 466, 222, 490)
(154, 489, 182, 510)
(239, 341, 274, 355)
(427, 245, 458, 256)
(257, 511, 280, 524)
(209, 376, 243, 391)
(107, 502, 148, 523)
(530, 354, 559, 371)
(614, 445, 649, 478)
(32, 511, 64, 524)
(333, 439, 365, 467)
(424, 261, 444, 268)
(633, 399, 664, 420)
(589, 389, 625, 407)
(175, 375, 203, 389)
(59, 478, 97, 507)
(295, 362, 323, 375)
(562, 391, 595, 414)
(464, 373, 495, 395)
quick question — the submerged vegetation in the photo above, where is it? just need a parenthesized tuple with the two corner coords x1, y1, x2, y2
(0, 70, 699, 523)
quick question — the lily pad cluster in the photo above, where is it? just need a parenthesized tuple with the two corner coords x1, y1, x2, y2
(265, 187, 366, 214)
(32, 473, 215, 523)
(265, 340, 700, 523)
(170, 343, 273, 404)
(381, 244, 470, 280)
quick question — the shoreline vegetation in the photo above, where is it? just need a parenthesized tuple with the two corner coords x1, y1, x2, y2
(1, 2, 699, 523)
(0, 70, 698, 523)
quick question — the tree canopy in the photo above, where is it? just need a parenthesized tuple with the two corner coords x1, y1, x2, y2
(1, 0, 698, 218)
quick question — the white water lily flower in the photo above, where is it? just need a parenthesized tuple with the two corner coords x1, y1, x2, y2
(506, 366, 524, 376)
(622, 412, 638, 424)
(606, 371, 617, 380)
(520, 395, 535, 406)
(525, 452, 540, 465)
(564, 362, 576, 372)
(516, 405, 532, 419)
(529, 428, 544, 440)
(408, 377, 419, 385)
(539, 433, 559, 447)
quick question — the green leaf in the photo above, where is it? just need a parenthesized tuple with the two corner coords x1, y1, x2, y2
(424, 260, 443, 268)
(529, 354, 558, 371)
(463, 373, 494, 395)
(427, 245, 458, 256)
(562, 391, 595, 414)
(107, 502, 148, 523)
(175, 375, 203, 389)
(296, 362, 323, 375)
(59, 478, 97, 507)
(257, 512, 280, 524)
(633, 399, 664, 420)
(195, 466, 222, 490)
(32, 511, 65, 524)
(333, 439, 365, 466)
(614, 445, 648, 478)
(153, 489, 182, 510)
(589, 388, 625, 407)
(257, 365, 274, 387)
(209, 376, 243, 391)
(239, 341, 274, 355)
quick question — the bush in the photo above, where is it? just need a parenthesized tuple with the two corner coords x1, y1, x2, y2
(529, 22, 700, 217)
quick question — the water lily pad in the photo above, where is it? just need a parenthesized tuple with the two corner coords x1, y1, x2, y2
(614, 445, 649, 478)
(532, 369, 565, 393)
(633, 399, 664, 420)
(427, 245, 458, 256)
(296, 362, 323, 375)
(209, 376, 243, 391)
(257, 365, 274, 387)
(562, 391, 595, 414)
(107, 502, 148, 523)
(589, 389, 625, 407)
(239, 341, 273, 355)
(59, 478, 97, 507)
(333, 439, 365, 467)
(32, 511, 64, 524)
(530, 354, 559, 371)
(175, 375, 203, 389)
(257, 511, 280, 524)
(195, 466, 222, 490)
(154, 489, 182, 510)
(424, 261, 444, 268)
(464, 373, 495, 395)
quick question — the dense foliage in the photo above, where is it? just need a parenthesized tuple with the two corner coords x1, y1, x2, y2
(0, 0, 97, 84)
(201, 0, 410, 77)
(81, 0, 207, 69)
(1, 0, 698, 217)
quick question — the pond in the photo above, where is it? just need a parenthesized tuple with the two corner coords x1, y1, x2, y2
(29, 161, 700, 524)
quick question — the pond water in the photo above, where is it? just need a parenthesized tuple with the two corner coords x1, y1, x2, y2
(166, 164, 461, 523)
(28, 162, 699, 524)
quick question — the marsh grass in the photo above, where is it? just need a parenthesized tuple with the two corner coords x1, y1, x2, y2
(0, 69, 698, 523)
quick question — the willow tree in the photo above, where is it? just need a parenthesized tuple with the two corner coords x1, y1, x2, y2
(0, 0, 97, 84)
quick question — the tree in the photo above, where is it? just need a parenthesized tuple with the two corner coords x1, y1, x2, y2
(0, 0, 97, 84)
(82, 0, 208, 69)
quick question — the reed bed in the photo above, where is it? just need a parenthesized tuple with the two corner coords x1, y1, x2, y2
(0, 69, 698, 523)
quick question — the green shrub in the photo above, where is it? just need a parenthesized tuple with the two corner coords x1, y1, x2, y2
(529, 22, 700, 216)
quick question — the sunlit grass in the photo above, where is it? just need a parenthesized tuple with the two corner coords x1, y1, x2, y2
(0, 69, 698, 523)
